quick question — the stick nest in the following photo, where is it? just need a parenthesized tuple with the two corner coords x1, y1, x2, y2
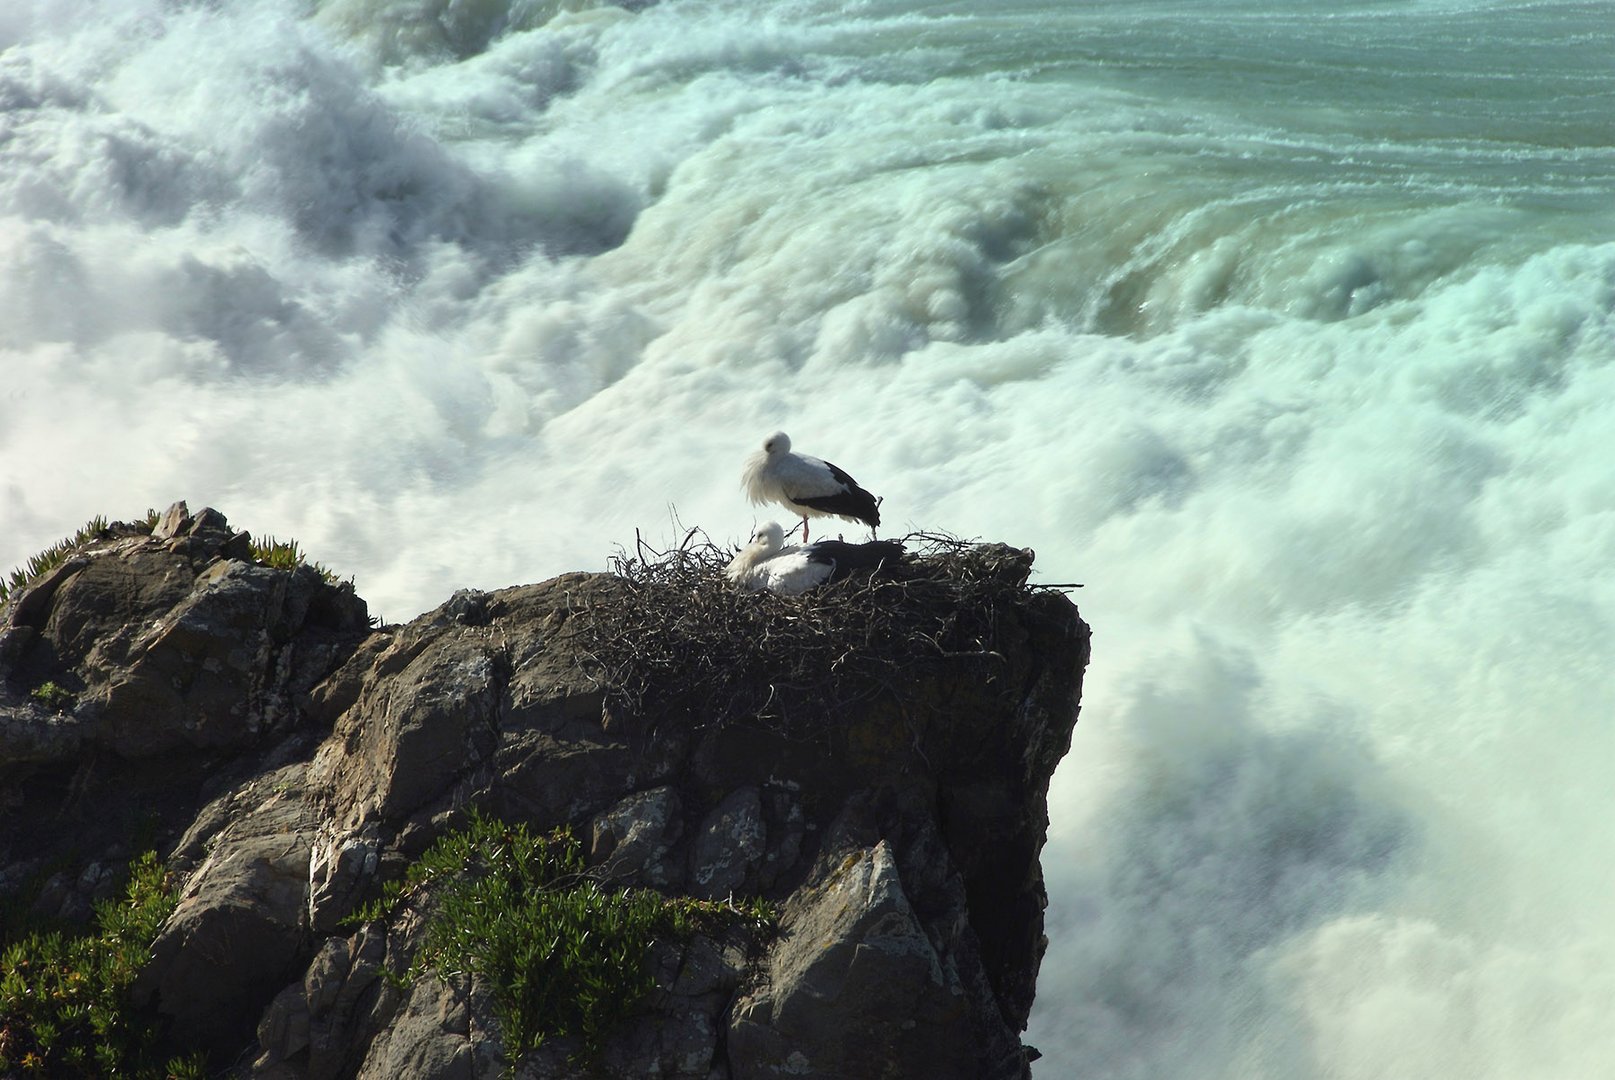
(573, 530, 1059, 740)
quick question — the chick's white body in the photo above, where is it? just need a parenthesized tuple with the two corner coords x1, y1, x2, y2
(725, 521, 906, 596)
(724, 522, 831, 596)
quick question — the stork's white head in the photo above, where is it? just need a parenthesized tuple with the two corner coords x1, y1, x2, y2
(752, 521, 786, 553)
(726, 520, 789, 584)
(762, 431, 791, 456)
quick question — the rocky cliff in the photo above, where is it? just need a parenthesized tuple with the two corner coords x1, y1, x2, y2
(0, 504, 1089, 1079)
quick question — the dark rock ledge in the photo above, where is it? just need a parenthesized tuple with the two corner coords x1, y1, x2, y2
(0, 503, 1089, 1079)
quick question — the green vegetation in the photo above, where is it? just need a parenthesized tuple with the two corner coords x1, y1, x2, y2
(0, 509, 347, 608)
(28, 681, 75, 712)
(0, 516, 114, 605)
(248, 535, 338, 583)
(0, 853, 204, 1078)
(353, 812, 773, 1069)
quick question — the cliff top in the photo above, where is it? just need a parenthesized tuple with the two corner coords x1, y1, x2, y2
(0, 503, 1088, 1080)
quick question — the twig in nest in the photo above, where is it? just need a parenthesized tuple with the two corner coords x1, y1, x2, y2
(581, 529, 1063, 741)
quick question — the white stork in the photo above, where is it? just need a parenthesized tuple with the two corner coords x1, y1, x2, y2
(725, 521, 904, 596)
(741, 432, 881, 541)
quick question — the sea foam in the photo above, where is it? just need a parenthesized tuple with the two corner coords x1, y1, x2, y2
(2, 2, 1612, 1077)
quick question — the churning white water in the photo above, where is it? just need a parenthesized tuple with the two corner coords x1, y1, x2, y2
(4, 1, 1612, 1075)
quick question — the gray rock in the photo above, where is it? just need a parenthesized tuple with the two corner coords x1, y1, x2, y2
(757, 785, 805, 890)
(600, 992, 727, 1079)
(353, 976, 471, 1080)
(591, 785, 684, 887)
(138, 790, 316, 1055)
(0, 700, 89, 764)
(729, 840, 974, 1080)
(151, 499, 193, 541)
(305, 926, 389, 1080)
(256, 980, 312, 1070)
(671, 936, 746, 998)
(1, 504, 369, 938)
(688, 786, 766, 900)
(310, 632, 503, 827)
(30, 870, 74, 921)
(1, 511, 1087, 1080)
(4, 507, 368, 758)
(307, 827, 381, 933)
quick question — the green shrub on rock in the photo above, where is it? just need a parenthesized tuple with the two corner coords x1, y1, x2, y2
(0, 853, 203, 1078)
(248, 535, 339, 582)
(353, 811, 772, 1068)
(27, 681, 75, 712)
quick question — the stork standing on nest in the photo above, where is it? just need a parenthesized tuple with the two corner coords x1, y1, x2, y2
(725, 521, 905, 596)
(741, 431, 881, 541)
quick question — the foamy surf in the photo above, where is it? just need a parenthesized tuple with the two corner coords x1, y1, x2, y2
(3, 1, 1612, 1076)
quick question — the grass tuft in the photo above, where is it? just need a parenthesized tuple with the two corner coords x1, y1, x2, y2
(0, 510, 173, 606)
(28, 681, 75, 712)
(249, 535, 340, 584)
(352, 811, 773, 1070)
(0, 517, 114, 605)
(0, 511, 348, 608)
